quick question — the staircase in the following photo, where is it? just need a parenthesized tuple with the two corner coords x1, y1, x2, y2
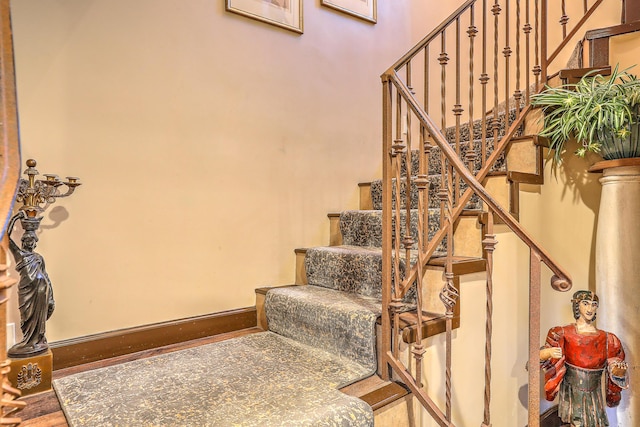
(259, 1, 621, 427)
(0, 0, 633, 426)
(252, 105, 531, 426)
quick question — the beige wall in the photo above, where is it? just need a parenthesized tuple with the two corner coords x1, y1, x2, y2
(9, 1, 459, 341)
(7, 0, 634, 424)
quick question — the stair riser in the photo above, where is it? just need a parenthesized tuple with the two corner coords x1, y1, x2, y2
(304, 247, 420, 303)
(443, 109, 520, 143)
(340, 210, 445, 250)
(266, 286, 381, 373)
(370, 176, 482, 211)
(399, 138, 505, 176)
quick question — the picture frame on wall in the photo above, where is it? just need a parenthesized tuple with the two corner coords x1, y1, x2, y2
(321, 0, 376, 24)
(226, 0, 303, 34)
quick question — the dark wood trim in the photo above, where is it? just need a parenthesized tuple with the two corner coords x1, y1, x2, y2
(427, 256, 486, 276)
(532, 136, 549, 148)
(400, 315, 461, 344)
(507, 171, 544, 185)
(360, 382, 409, 411)
(459, 208, 483, 217)
(559, 66, 611, 84)
(588, 157, 640, 172)
(255, 285, 297, 296)
(585, 20, 640, 40)
(624, 1, 640, 23)
(51, 307, 257, 370)
(585, 21, 640, 67)
(589, 38, 610, 68)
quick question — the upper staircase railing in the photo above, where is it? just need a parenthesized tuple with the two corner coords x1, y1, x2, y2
(0, 0, 24, 424)
(380, 1, 606, 426)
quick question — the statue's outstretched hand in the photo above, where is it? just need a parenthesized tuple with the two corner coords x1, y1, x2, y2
(540, 347, 562, 361)
(8, 211, 25, 234)
(610, 360, 628, 378)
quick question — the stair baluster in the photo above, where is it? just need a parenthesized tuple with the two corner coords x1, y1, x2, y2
(381, 1, 606, 425)
(481, 210, 497, 427)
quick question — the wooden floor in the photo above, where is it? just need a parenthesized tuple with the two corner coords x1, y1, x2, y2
(18, 327, 262, 427)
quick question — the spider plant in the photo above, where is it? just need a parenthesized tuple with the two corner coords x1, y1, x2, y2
(531, 65, 640, 163)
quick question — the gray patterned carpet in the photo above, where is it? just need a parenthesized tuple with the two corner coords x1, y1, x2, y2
(54, 332, 374, 427)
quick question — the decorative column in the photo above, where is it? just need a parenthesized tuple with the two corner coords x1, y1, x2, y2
(591, 158, 640, 426)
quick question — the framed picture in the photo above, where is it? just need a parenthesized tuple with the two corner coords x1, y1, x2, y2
(321, 0, 376, 24)
(226, 0, 303, 34)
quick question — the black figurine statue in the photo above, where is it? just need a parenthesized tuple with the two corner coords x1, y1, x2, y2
(6, 211, 55, 357)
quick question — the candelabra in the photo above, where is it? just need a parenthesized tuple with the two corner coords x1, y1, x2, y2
(5, 158, 80, 397)
(16, 158, 81, 218)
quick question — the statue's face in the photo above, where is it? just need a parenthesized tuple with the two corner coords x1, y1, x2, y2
(578, 299, 598, 322)
(21, 236, 36, 251)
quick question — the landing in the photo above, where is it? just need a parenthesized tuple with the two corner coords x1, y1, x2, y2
(52, 331, 374, 427)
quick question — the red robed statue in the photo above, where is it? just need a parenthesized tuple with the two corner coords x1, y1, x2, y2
(540, 290, 629, 426)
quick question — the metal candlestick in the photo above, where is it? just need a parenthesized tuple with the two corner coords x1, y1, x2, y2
(7, 158, 80, 361)
(16, 158, 81, 219)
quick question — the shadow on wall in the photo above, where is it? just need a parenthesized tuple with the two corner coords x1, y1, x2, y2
(39, 206, 70, 230)
(549, 138, 603, 293)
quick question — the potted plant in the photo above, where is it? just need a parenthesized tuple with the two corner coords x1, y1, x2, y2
(531, 65, 640, 163)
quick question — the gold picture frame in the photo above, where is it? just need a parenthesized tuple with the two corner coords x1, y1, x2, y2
(321, 0, 376, 24)
(226, 0, 303, 34)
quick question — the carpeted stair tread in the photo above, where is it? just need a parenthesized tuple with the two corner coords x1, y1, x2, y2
(53, 331, 374, 427)
(340, 209, 443, 250)
(266, 285, 381, 372)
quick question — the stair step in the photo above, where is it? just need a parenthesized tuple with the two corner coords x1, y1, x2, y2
(398, 137, 506, 177)
(340, 375, 409, 411)
(265, 285, 381, 372)
(397, 310, 460, 344)
(304, 246, 389, 300)
(426, 255, 487, 275)
(339, 209, 444, 250)
(507, 171, 544, 185)
(443, 108, 520, 144)
(558, 65, 611, 84)
(394, 256, 485, 343)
